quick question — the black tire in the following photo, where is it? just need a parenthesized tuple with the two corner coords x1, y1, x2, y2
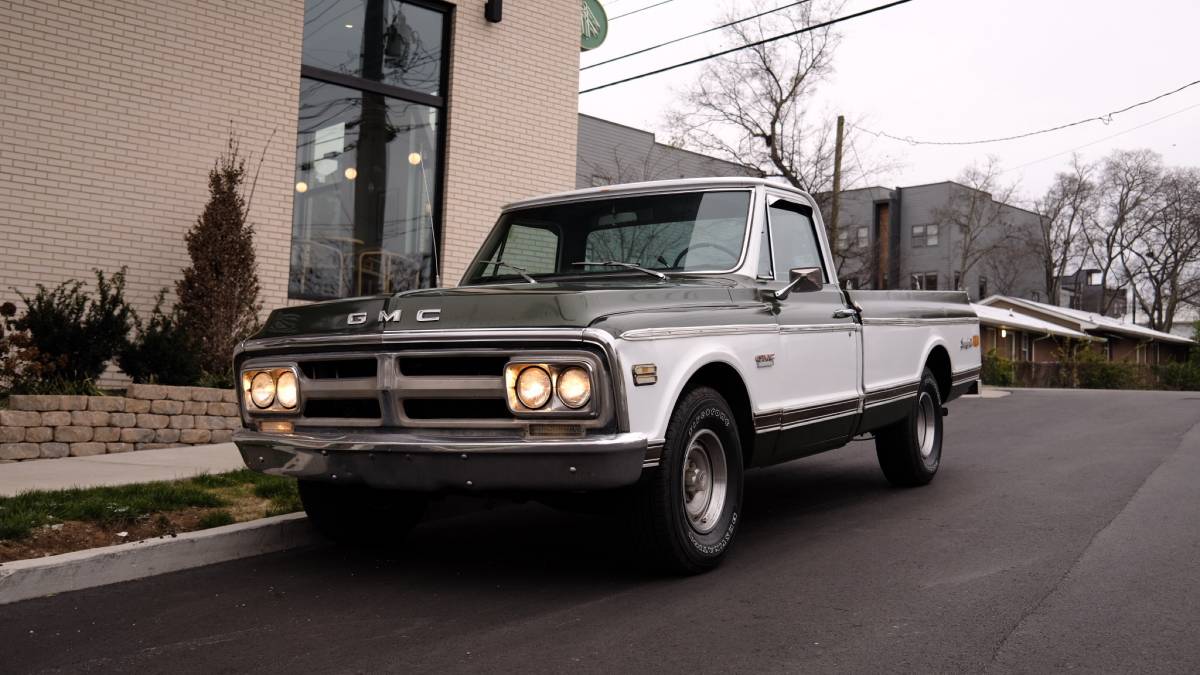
(875, 368, 943, 487)
(630, 386, 744, 574)
(298, 480, 427, 546)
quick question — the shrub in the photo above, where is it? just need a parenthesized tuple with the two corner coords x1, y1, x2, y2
(117, 290, 202, 386)
(1155, 362, 1200, 391)
(982, 349, 1014, 386)
(1073, 348, 1135, 390)
(175, 135, 262, 384)
(1156, 326, 1200, 390)
(6, 269, 133, 393)
(0, 301, 53, 394)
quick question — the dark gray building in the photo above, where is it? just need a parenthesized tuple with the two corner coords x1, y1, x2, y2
(833, 182, 1045, 303)
(576, 114, 755, 188)
(1057, 268, 1128, 318)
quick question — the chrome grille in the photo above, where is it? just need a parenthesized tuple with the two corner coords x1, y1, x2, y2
(240, 346, 612, 430)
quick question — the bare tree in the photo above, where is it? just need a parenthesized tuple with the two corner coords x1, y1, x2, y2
(1084, 149, 1163, 316)
(665, 0, 888, 269)
(1035, 155, 1096, 302)
(1120, 167, 1200, 332)
(934, 157, 1023, 292)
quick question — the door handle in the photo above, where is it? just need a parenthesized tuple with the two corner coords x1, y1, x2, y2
(832, 308, 858, 319)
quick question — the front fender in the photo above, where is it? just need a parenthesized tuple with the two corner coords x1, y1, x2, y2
(611, 333, 771, 443)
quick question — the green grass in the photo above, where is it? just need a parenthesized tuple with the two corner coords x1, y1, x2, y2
(197, 510, 235, 529)
(0, 470, 301, 541)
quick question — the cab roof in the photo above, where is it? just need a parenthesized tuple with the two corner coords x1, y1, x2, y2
(502, 177, 816, 212)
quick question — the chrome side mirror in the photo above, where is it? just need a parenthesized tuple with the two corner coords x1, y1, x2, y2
(767, 267, 823, 301)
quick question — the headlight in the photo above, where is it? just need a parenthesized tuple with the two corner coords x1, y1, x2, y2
(556, 367, 592, 408)
(275, 371, 299, 409)
(249, 372, 276, 408)
(515, 366, 552, 409)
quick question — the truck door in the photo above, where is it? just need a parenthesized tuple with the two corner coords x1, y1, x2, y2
(760, 193, 862, 461)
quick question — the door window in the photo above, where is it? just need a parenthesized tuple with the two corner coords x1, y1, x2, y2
(766, 198, 825, 282)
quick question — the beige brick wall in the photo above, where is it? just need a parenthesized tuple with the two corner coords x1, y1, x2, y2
(0, 0, 303, 317)
(0, 0, 580, 322)
(439, 0, 580, 285)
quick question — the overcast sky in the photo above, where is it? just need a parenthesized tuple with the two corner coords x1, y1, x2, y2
(578, 0, 1200, 204)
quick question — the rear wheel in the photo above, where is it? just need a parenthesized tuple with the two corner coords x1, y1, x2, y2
(298, 480, 427, 546)
(630, 386, 744, 574)
(875, 368, 943, 487)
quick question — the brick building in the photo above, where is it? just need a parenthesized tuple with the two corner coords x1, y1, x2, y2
(0, 0, 581, 317)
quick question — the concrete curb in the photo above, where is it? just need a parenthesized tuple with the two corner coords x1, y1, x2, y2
(0, 512, 319, 605)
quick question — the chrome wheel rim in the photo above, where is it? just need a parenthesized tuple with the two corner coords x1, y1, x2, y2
(917, 391, 937, 459)
(681, 428, 728, 534)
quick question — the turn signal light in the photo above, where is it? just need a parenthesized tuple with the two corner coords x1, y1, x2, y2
(259, 420, 294, 434)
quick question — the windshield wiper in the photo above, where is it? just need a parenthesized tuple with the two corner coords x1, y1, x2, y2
(573, 260, 669, 281)
(477, 259, 538, 284)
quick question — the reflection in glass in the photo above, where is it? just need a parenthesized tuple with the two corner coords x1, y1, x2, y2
(302, 0, 443, 95)
(289, 78, 439, 300)
(464, 192, 752, 285)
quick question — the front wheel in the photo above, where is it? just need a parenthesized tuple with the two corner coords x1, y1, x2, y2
(875, 368, 943, 487)
(298, 480, 427, 546)
(630, 386, 744, 574)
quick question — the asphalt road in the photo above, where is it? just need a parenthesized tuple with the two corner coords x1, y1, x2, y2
(3, 389, 1200, 674)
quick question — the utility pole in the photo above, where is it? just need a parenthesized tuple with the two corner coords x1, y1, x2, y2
(830, 115, 845, 248)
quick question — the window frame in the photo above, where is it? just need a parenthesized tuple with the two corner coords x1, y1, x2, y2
(912, 223, 940, 247)
(290, 0, 454, 300)
(910, 272, 938, 291)
(763, 195, 830, 284)
(465, 189, 757, 285)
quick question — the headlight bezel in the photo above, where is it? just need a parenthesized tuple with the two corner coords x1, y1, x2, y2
(504, 358, 600, 418)
(240, 365, 303, 415)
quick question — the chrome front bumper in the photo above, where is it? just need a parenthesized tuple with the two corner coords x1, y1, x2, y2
(233, 429, 648, 491)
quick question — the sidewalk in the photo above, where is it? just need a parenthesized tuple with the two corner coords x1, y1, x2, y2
(0, 443, 246, 497)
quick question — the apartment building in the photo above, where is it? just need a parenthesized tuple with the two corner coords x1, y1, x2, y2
(833, 182, 1045, 302)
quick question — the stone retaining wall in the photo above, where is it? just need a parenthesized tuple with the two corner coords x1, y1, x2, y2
(0, 385, 241, 462)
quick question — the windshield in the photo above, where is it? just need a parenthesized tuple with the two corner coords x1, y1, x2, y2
(463, 190, 751, 285)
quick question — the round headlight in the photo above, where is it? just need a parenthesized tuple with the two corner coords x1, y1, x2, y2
(250, 372, 276, 409)
(515, 366, 552, 409)
(276, 371, 299, 409)
(556, 367, 592, 408)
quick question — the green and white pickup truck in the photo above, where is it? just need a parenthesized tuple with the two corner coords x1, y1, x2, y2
(233, 178, 981, 573)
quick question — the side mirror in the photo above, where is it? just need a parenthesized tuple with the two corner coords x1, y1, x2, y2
(768, 267, 823, 301)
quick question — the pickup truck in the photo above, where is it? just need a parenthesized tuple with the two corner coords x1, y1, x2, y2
(233, 178, 981, 573)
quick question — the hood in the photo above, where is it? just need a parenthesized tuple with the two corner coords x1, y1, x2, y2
(254, 278, 740, 339)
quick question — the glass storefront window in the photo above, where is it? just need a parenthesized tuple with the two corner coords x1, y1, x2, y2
(290, 78, 439, 300)
(292, 0, 447, 300)
(302, 0, 443, 96)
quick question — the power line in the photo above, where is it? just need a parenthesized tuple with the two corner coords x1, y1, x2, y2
(609, 0, 682, 21)
(1001, 101, 1200, 174)
(580, 0, 913, 94)
(856, 78, 1200, 146)
(582, 0, 812, 71)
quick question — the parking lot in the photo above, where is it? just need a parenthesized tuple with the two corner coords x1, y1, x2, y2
(3, 388, 1199, 673)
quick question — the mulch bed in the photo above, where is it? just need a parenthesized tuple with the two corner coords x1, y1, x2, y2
(0, 508, 224, 563)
